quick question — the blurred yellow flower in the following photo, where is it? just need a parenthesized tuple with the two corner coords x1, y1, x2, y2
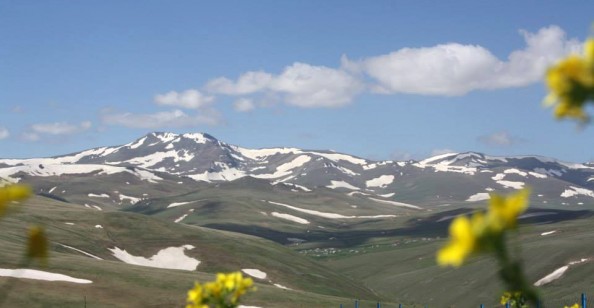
(437, 215, 476, 267)
(487, 188, 530, 232)
(27, 225, 48, 263)
(438, 189, 531, 267)
(0, 184, 31, 217)
(544, 38, 594, 121)
(564, 304, 579, 308)
(187, 271, 254, 308)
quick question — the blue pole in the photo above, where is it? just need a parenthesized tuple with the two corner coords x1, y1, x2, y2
(377, 302, 381, 308)
(355, 299, 359, 308)
(582, 293, 587, 308)
(536, 300, 541, 308)
(506, 302, 510, 308)
(480, 305, 484, 308)
(340, 305, 343, 308)
(399, 304, 402, 308)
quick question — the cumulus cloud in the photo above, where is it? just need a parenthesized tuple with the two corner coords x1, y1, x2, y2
(206, 63, 364, 108)
(154, 89, 214, 109)
(206, 71, 273, 95)
(478, 131, 525, 147)
(233, 98, 256, 112)
(102, 109, 221, 128)
(343, 25, 581, 96)
(0, 127, 9, 140)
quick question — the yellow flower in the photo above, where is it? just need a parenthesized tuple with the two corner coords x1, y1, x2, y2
(437, 215, 476, 267)
(500, 291, 512, 305)
(544, 38, 594, 121)
(0, 184, 31, 217)
(564, 304, 579, 308)
(26, 226, 48, 263)
(187, 272, 254, 307)
(186, 282, 209, 308)
(487, 188, 530, 232)
(586, 39, 594, 64)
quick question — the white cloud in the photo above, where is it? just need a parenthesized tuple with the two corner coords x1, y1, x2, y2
(0, 127, 9, 140)
(205, 63, 364, 108)
(154, 89, 214, 109)
(206, 71, 272, 95)
(233, 98, 256, 112)
(343, 25, 582, 96)
(102, 109, 221, 128)
(478, 131, 524, 146)
(30, 121, 92, 135)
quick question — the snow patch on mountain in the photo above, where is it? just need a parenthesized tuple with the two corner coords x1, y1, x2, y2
(561, 186, 594, 198)
(366, 175, 395, 188)
(57, 243, 103, 260)
(0, 268, 93, 284)
(497, 180, 525, 189)
(241, 269, 267, 279)
(109, 245, 199, 271)
(253, 155, 311, 179)
(327, 180, 360, 190)
(368, 197, 422, 210)
(466, 192, 490, 202)
(271, 212, 310, 224)
(264, 200, 396, 219)
(88, 193, 109, 198)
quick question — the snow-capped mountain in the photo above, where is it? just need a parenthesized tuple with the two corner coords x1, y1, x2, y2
(2, 132, 594, 205)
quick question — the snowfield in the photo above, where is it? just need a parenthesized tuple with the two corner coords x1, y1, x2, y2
(241, 268, 267, 279)
(0, 268, 92, 284)
(108, 245, 200, 271)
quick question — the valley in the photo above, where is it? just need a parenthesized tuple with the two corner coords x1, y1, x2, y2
(1, 132, 593, 307)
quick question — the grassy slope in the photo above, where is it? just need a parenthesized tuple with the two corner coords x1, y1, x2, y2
(320, 207, 594, 307)
(0, 195, 384, 307)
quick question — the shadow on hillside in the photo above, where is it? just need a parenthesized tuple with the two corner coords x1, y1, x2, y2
(204, 208, 594, 248)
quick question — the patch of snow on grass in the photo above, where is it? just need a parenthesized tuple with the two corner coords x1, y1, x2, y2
(366, 175, 395, 188)
(491, 173, 506, 181)
(327, 180, 359, 190)
(561, 186, 594, 198)
(64, 222, 75, 226)
(534, 266, 568, 286)
(378, 193, 395, 198)
(241, 269, 267, 279)
(0, 268, 92, 284)
(92, 205, 102, 211)
(174, 214, 189, 223)
(48, 186, 57, 193)
(95, 225, 103, 228)
(274, 283, 292, 290)
(529, 172, 547, 178)
(368, 197, 422, 210)
(167, 201, 194, 208)
(88, 193, 109, 198)
(496, 180, 524, 189)
(466, 192, 490, 202)
(108, 245, 199, 271)
(119, 194, 141, 204)
(271, 212, 310, 224)
(58, 243, 103, 260)
(541, 231, 556, 236)
(265, 200, 396, 219)
(253, 155, 311, 179)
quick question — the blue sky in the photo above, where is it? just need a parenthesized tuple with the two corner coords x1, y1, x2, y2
(1, 1, 594, 162)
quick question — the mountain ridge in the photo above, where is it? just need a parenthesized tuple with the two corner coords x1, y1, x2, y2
(1, 131, 594, 206)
